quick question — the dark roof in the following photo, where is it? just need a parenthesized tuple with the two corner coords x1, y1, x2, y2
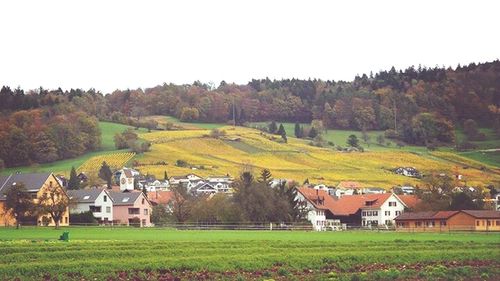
(67, 189, 110, 203)
(108, 191, 145, 206)
(395, 211, 460, 221)
(0, 173, 53, 199)
(461, 210, 500, 219)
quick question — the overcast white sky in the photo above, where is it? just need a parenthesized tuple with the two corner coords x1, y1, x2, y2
(0, 0, 499, 94)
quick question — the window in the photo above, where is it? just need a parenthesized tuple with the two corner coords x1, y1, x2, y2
(144, 209, 149, 215)
(65, 217, 68, 224)
(106, 206, 111, 213)
(122, 197, 130, 203)
(367, 211, 372, 216)
(128, 208, 140, 215)
(362, 211, 366, 216)
(83, 195, 90, 200)
(388, 202, 397, 207)
(373, 211, 378, 216)
(496, 220, 500, 226)
(440, 220, 447, 226)
(431, 221, 435, 227)
(142, 198, 145, 204)
(142, 219, 146, 226)
(395, 211, 401, 216)
(476, 220, 480, 226)
(385, 220, 391, 225)
(385, 211, 390, 216)
(103, 195, 107, 202)
(487, 220, 491, 226)
(89, 206, 102, 212)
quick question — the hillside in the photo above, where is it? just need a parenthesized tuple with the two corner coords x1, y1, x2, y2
(133, 125, 500, 188)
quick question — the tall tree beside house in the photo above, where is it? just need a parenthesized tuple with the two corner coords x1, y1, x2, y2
(36, 184, 69, 229)
(98, 161, 113, 188)
(259, 168, 273, 185)
(268, 121, 277, 134)
(4, 183, 34, 229)
(67, 167, 80, 190)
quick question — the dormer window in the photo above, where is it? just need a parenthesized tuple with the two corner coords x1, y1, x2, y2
(83, 195, 90, 200)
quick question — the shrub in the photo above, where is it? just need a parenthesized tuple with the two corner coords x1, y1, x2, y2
(176, 160, 188, 167)
(384, 129, 398, 139)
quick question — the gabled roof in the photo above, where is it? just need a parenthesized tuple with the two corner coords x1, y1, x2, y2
(395, 211, 460, 221)
(461, 210, 500, 219)
(109, 191, 145, 206)
(148, 191, 175, 205)
(0, 173, 53, 199)
(67, 189, 112, 203)
(297, 187, 338, 212)
(396, 195, 420, 209)
(331, 194, 394, 215)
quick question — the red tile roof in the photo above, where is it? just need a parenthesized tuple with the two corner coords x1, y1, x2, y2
(148, 191, 175, 205)
(297, 187, 338, 212)
(331, 194, 393, 215)
(396, 195, 421, 209)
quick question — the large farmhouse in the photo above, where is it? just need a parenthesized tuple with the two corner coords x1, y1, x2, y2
(0, 173, 69, 227)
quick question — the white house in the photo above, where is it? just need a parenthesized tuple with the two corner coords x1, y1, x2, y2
(330, 188, 355, 198)
(400, 186, 416, 194)
(139, 179, 169, 192)
(360, 193, 407, 227)
(296, 187, 342, 231)
(361, 187, 386, 194)
(67, 189, 114, 223)
(170, 174, 204, 191)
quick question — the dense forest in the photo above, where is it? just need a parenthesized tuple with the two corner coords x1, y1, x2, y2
(1, 60, 499, 167)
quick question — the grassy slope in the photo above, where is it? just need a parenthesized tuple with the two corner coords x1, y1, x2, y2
(0, 122, 147, 176)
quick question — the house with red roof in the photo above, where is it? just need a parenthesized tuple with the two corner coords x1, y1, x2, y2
(296, 187, 342, 231)
(395, 210, 500, 231)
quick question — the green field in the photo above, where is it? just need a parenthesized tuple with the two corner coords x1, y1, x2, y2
(0, 228, 498, 280)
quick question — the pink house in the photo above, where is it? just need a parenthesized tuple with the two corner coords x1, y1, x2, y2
(109, 191, 152, 227)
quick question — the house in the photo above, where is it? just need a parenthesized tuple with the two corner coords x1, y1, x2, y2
(67, 189, 114, 224)
(114, 168, 140, 185)
(400, 186, 416, 194)
(313, 184, 330, 192)
(362, 187, 386, 194)
(55, 174, 68, 188)
(194, 182, 218, 194)
(109, 191, 152, 227)
(206, 175, 234, 193)
(169, 174, 204, 191)
(296, 187, 343, 231)
(138, 179, 169, 192)
(394, 167, 421, 178)
(329, 188, 355, 198)
(148, 191, 175, 212)
(337, 181, 363, 190)
(0, 173, 70, 227)
(77, 172, 89, 184)
(327, 193, 414, 226)
(395, 210, 500, 232)
(269, 179, 287, 188)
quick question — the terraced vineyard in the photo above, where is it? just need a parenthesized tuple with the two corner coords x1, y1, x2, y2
(0, 228, 498, 280)
(77, 152, 135, 174)
(135, 126, 500, 188)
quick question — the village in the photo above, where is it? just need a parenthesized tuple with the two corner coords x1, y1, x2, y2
(1, 167, 499, 231)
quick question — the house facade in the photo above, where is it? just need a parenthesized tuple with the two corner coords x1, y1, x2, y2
(109, 191, 152, 227)
(0, 173, 70, 227)
(395, 210, 500, 232)
(360, 193, 407, 226)
(296, 187, 342, 231)
(67, 189, 114, 223)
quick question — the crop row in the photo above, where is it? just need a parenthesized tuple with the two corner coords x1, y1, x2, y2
(77, 152, 135, 173)
(0, 240, 498, 280)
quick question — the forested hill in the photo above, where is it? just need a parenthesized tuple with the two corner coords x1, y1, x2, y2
(0, 60, 499, 167)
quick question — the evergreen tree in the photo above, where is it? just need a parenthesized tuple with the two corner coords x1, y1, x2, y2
(294, 122, 302, 138)
(259, 169, 273, 184)
(281, 134, 287, 143)
(164, 171, 168, 181)
(268, 121, 277, 134)
(68, 166, 80, 190)
(98, 161, 113, 188)
(277, 124, 286, 136)
(347, 134, 359, 147)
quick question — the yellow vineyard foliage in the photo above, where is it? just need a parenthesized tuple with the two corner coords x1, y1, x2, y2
(78, 152, 135, 174)
(134, 127, 500, 188)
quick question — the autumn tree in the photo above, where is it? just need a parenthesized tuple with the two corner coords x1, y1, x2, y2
(37, 183, 69, 229)
(347, 134, 359, 147)
(4, 183, 34, 229)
